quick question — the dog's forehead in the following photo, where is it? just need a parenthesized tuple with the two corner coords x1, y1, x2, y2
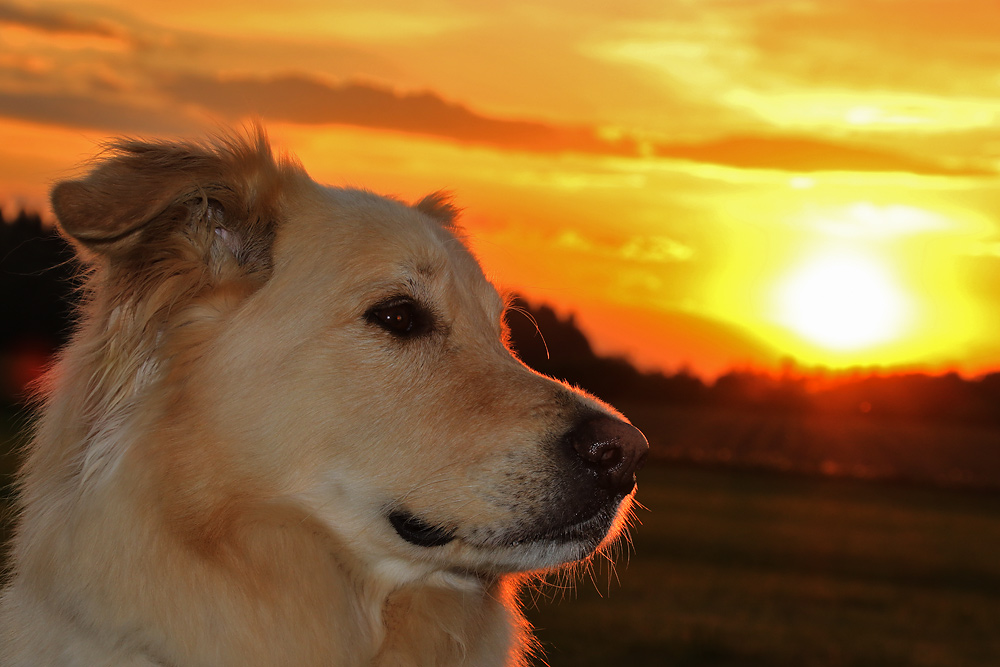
(280, 184, 502, 314)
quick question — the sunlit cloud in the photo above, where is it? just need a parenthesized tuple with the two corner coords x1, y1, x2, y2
(554, 230, 694, 264)
(592, 0, 1000, 148)
(246, 10, 479, 42)
(620, 236, 695, 263)
(748, 0, 1000, 97)
(966, 242, 1000, 258)
(726, 89, 1000, 134)
(805, 203, 955, 239)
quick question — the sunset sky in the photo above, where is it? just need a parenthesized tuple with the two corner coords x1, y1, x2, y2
(3, 0, 1000, 377)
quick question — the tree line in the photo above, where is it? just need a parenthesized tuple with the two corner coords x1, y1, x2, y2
(1, 210, 77, 351)
(506, 306, 1000, 429)
(3, 209, 1000, 426)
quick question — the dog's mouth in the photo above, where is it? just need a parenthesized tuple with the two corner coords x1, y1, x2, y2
(388, 510, 456, 547)
(389, 492, 627, 553)
(491, 496, 624, 550)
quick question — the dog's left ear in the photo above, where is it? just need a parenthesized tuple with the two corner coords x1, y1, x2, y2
(414, 191, 460, 228)
(51, 129, 286, 277)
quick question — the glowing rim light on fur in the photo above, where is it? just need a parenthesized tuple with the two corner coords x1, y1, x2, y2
(774, 251, 911, 350)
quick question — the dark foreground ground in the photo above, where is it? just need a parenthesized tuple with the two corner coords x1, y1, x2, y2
(526, 464, 1000, 667)
(3, 408, 999, 666)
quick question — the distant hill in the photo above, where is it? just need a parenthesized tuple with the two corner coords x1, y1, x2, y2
(504, 298, 708, 404)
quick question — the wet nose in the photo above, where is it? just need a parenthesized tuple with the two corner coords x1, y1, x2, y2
(564, 414, 649, 495)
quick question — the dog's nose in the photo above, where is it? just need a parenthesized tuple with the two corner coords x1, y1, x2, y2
(564, 414, 648, 495)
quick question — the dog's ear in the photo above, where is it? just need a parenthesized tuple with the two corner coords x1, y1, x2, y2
(414, 191, 460, 228)
(51, 129, 285, 276)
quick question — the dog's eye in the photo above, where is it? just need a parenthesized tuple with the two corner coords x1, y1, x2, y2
(365, 299, 430, 337)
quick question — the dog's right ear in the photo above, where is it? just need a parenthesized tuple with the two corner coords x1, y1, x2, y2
(51, 131, 285, 275)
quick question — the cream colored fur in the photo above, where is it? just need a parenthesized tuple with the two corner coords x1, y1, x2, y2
(0, 128, 641, 666)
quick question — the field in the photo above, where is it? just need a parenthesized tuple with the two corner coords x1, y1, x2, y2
(626, 403, 1000, 489)
(525, 464, 1000, 667)
(3, 408, 1000, 666)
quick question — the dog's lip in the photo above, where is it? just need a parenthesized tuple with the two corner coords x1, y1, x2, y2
(483, 494, 627, 550)
(388, 509, 457, 548)
(389, 492, 629, 552)
(503, 507, 612, 548)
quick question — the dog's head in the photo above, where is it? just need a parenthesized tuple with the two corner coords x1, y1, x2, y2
(52, 128, 647, 582)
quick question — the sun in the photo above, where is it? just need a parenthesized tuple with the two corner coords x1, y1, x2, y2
(774, 251, 912, 351)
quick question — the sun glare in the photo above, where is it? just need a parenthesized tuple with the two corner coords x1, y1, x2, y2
(774, 251, 912, 351)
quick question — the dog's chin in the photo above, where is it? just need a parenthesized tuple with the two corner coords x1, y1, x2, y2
(391, 494, 632, 574)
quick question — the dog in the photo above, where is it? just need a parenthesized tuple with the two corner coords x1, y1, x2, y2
(0, 128, 647, 666)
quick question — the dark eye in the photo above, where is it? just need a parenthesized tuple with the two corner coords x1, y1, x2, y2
(365, 299, 430, 337)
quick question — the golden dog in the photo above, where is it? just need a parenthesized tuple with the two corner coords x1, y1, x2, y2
(0, 128, 647, 666)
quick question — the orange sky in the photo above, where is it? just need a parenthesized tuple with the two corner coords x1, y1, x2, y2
(2, 0, 1000, 377)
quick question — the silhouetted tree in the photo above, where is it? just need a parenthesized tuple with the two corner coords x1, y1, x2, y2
(505, 296, 707, 404)
(1, 211, 78, 401)
(1, 211, 77, 350)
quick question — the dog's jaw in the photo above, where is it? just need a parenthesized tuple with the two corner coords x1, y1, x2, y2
(379, 489, 636, 577)
(468, 489, 635, 573)
(304, 471, 634, 583)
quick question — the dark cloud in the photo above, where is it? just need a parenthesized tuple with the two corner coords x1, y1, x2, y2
(0, 2, 135, 45)
(160, 73, 617, 154)
(0, 91, 197, 135)
(652, 136, 991, 176)
(162, 72, 991, 176)
(0, 62, 985, 177)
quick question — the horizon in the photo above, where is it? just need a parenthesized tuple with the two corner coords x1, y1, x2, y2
(2, 1, 1000, 378)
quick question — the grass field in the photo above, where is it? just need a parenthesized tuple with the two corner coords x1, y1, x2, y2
(2, 411, 999, 666)
(624, 403, 1000, 489)
(525, 465, 1000, 667)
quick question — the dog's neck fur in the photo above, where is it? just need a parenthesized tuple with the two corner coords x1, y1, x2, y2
(2, 300, 532, 666)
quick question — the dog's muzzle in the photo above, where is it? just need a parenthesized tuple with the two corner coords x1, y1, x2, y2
(387, 413, 647, 551)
